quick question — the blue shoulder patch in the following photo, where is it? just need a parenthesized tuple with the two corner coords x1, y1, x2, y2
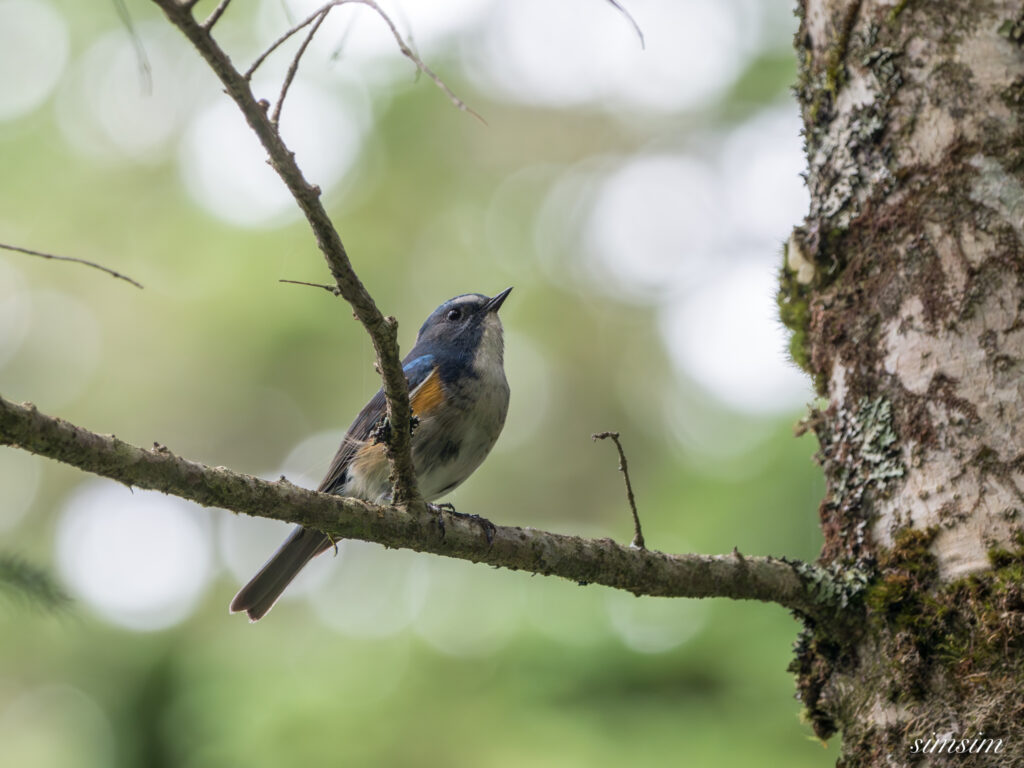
(403, 354, 436, 389)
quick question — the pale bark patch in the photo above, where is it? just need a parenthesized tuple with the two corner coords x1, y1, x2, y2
(878, 288, 1024, 577)
(969, 155, 1024, 245)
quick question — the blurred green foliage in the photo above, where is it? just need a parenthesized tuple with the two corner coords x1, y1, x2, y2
(0, 1, 833, 766)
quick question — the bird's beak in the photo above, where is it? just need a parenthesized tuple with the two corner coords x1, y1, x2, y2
(485, 287, 513, 313)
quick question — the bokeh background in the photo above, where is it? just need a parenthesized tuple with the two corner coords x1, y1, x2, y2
(0, 0, 831, 765)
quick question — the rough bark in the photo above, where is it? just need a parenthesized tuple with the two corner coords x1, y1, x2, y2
(784, 0, 1024, 764)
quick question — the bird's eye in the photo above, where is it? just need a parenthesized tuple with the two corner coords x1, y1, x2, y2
(446, 308, 462, 322)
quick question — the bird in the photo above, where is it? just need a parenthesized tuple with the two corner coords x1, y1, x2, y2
(230, 288, 512, 621)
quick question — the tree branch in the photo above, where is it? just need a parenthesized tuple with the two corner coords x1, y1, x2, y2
(0, 394, 837, 621)
(151, 0, 419, 505)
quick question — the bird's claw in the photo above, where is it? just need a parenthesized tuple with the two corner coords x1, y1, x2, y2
(476, 515, 497, 546)
(427, 503, 496, 546)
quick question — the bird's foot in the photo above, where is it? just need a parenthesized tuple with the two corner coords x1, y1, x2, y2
(474, 515, 497, 546)
(428, 503, 496, 547)
(427, 502, 450, 539)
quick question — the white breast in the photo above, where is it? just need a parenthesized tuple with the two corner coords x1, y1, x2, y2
(414, 315, 509, 501)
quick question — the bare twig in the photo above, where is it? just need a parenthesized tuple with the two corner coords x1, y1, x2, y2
(604, 0, 645, 49)
(244, 0, 483, 123)
(0, 242, 144, 289)
(0, 394, 838, 620)
(271, 7, 329, 125)
(202, 0, 233, 30)
(593, 431, 645, 549)
(279, 278, 341, 295)
(353, 0, 485, 123)
(112, 0, 153, 95)
(246, 5, 325, 80)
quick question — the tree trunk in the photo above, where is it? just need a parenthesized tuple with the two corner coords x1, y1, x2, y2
(785, 0, 1024, 764)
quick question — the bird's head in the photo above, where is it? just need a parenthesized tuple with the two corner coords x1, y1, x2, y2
(415, 287, 512, 363)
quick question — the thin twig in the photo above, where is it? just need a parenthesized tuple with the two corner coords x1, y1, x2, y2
(0, 242, 144, 289)
(279, 278, 341, 295)
(202, 0, 233, 30)
(245, 0, 483, 123)
(604, 0, 645, 49)
(354, 0, 485, 124)
(246, 3, 333, 80)
(272, 7, 329, 125)
(112, 0, 153, 95)
(593, 431, 645, 549)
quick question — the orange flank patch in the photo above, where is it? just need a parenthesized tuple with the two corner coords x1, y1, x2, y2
(410, 367, 445, 418)
(351, 439, 387, 472)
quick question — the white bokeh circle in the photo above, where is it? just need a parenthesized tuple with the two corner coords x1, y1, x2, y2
(659, 260, 812, 414)
(605, 589, 708, 654)
(467, 0, 748, 111)
(0, 0, 69, 121)
(56, 482, 214, 631)
(55, 22, 206, 162)
(178, 78, 369, 227)
(309, 540, 430, 637)
(584, 154, 721, 300)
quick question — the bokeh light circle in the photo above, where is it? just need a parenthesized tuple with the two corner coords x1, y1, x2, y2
(56, 482, 214, 631)
(0, 685, 114, 768)
(414, 557, 526, 656)
(659, 260, 812, 414)
(584, 154, 720, 300)
(179, 78, 369, 227)
(55, 23, 205, 162)
(0, 0, 69, 121)
(467, 0, 746, 111)
(309, 541, 429, 637)
(605, 590, 708, 653)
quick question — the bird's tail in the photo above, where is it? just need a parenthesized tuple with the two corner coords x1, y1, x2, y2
(229, 526, 331, 621)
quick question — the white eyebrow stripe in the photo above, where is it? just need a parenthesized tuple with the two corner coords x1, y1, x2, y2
(449, 294, 483, 307)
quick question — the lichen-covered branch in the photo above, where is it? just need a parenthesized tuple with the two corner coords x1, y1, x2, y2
(150, 0, 419, 505)
(0, 394, 839, 620)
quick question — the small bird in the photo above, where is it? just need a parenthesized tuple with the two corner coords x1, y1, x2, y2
(230, 288, 512, 621)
